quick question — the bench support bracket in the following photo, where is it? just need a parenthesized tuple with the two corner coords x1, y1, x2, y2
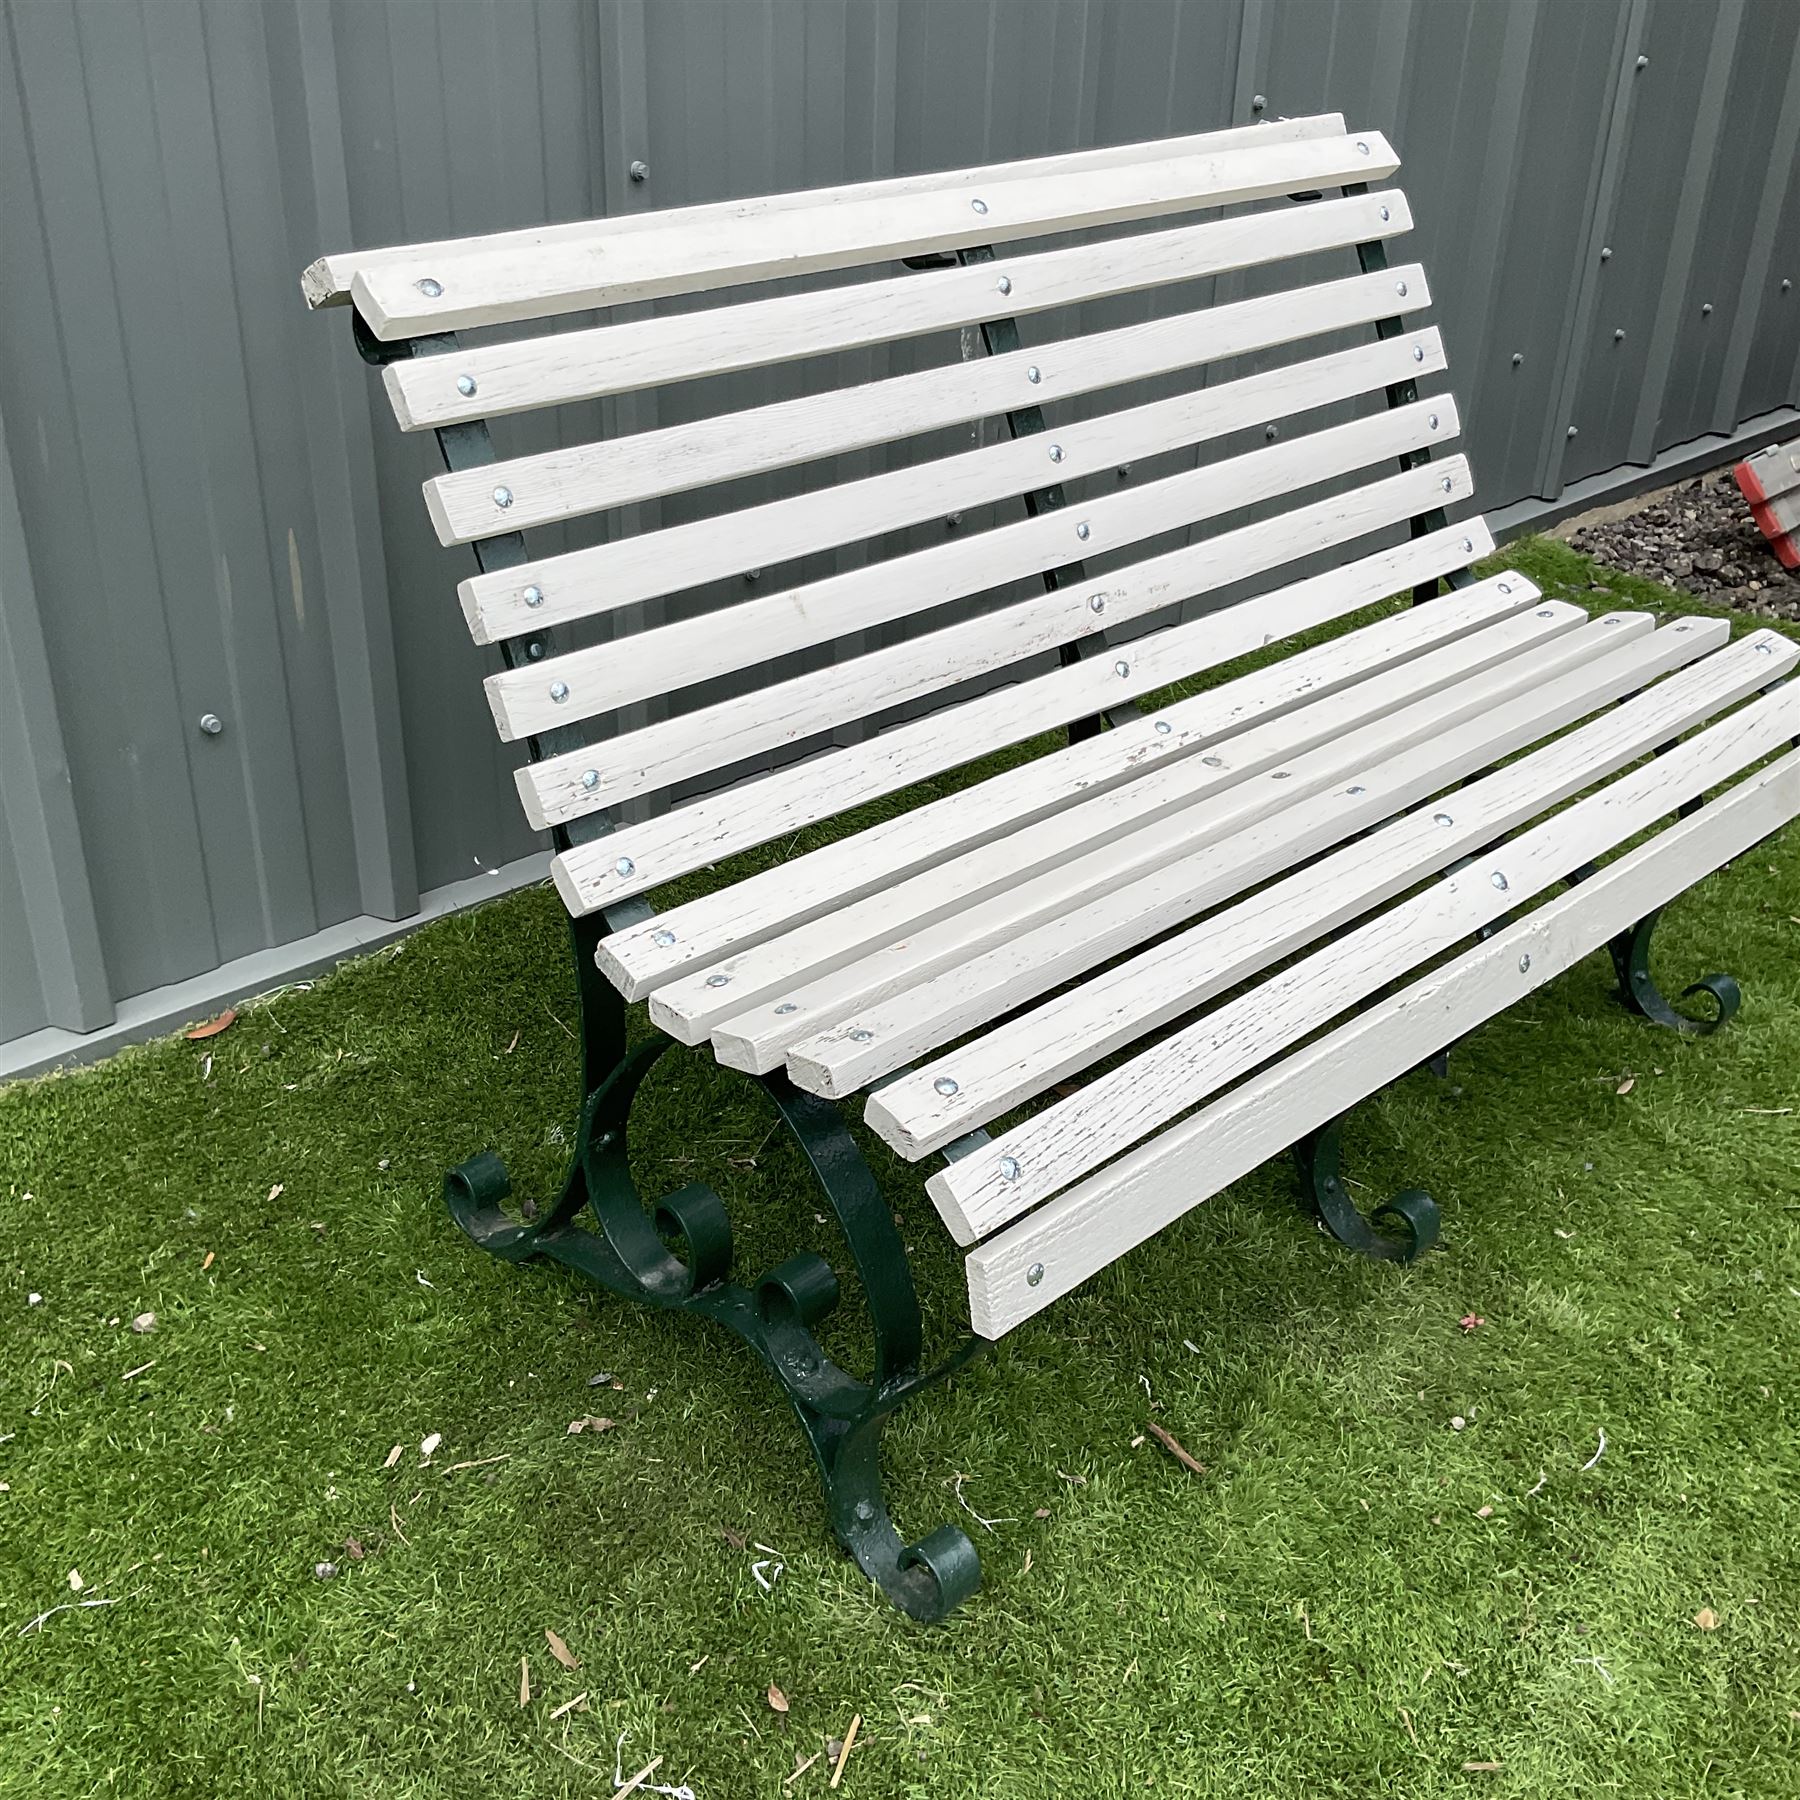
(1292, 1113, 1441, 1263)
(1608, 907, 1741, 1036)
(442, 917, 985, 1623)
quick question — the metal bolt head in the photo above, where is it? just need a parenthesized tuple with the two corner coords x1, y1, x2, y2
(523, 584, 544, 608)
(706, 973, 730, 989)
(1498, 581, 1511, 593)
(1755, 639, 1775, 654)
(744, 567, 762, 582)
(1348, 785, 1366, 795)
(1154, 720, 1172, 735)
(1113, 660, 1130, 678)
(1613, 328, 1626, 342)
(526, 641, 545, 660)
(854, 1499, 876, 1523)
(1567, 425, 1579, 439)
(1026, 365, 1042, 384)
(580, 768, 599, 789)
(1395, 279, 1408, 297)
(1075, 521, 1091, 540)
(774, 1002, 797, 1014)
(549, 680, 570, 702)
(1784, 279, 1793, 293)
(493, 485, 514, 508)
(1202, 755, 1224, 768)
(415, 277, 442, 296)
(1491, 871, 1509, 892)
(1519, 953, 1532, 973)
(1636, 52, 1649, 68)
(615, 856, 635, 877)
(1265, 424, 1279, 441)
(1461, 537, 1474, 553)
(1441, 475, 1454, 493)
(628, 159, 649, 182)
(1356, 140, 1370, 155)
(996, 275, 1013, 296)
(933, 1076, 959, 1097)
(1511, 351, 1524, 367)
(999, 1155, 1021, 1181)
(198, 712, 223, 735)
(971, 197, 988, 215)
(1702, 302, 1714, 316)
(850, 1029, 873, 1042)
(1379, 205, 1391, 222)
(1026, 1262, 1046, 1286)
(1048, 443, 1064, 463)
(456, 374, 477, 397)
(1413, 345, 1425, 363)
(1600, 246, 1612, 261)
(1251, 93, 1266, 112)
(1088, 594, 1106, 614)
(1433, 812, 1454, 826)
(653, 929, 676, 947)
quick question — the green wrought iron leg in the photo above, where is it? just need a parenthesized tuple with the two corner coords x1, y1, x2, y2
(1292, 1111, 1440, 1263)
(442, 914, 985, 1622)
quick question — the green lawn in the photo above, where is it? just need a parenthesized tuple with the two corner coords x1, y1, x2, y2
(3, 538, 1798, 1798)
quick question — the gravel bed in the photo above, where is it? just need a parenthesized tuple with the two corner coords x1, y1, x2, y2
(1565, 468, 1800, 624)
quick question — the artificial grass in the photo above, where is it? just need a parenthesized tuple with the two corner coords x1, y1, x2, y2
(3, 537, 1798, 1799)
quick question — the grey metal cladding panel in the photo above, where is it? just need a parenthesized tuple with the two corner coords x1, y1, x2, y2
(3, 1, 221, 1001)
(1737, 21, 1800, 417)
(1659, 0, 1800, 446)
(0, 802, 47, 1042)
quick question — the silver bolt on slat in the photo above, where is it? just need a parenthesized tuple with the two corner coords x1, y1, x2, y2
(1519, 954, 1532, 973)
(523, 584, 544, 607)
(1202, 755, 1225, 767)
(549, 681, 569, 702)
(1396, 280, 1408, 297)
(1348, 785, 1366, 795)
(493, 485, 514, 508)
(580, 769, 599, 789)
(934, 1076, 959, 1097)
(1379, 205, 1391, 222)
(1154, 720, 1172, 735)
(1498, 581, 1511, 592)
(971, 197, 988, 214)
(1088, 594, 1106, 613)
(415, 277, 442, 296)
(774, 1002, 797, 1014)
(1434, 813, 1454, 826)
(1427, 412, 1440, 429)
(1075, 521, 1091, 540)
(1461, 537, 1474, 552)
(1413, 345, 1426, 363)
(1441, 476, 1454, 492)
(1491, 871, 1509, 891)
(526, 642, 544, 660)
(615, 856, 635, 877)
(996, 275, 1013, 295)
(1027, 1262, 1046, 1286)
(1048, 443, 1064, 463)
(1026, 366, 1042, 384)
(457, 374, 477, 396)
(999, 1156, 1021, 1181)
(1755, 639, 1775, 653)
(653, 929, 676, 947)
(851, 1029, 873, 1042)
(706, 973, 730, 988)
(1114, 660, 1130, 678)
(1537, 608, 1554, 617)
(1356, 141, 1370, 155)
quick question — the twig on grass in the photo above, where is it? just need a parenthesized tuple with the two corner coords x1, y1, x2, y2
(1145, 1421, 1206, 1476)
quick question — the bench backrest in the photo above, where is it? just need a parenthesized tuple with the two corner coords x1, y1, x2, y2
(307, 114, 1488, 917)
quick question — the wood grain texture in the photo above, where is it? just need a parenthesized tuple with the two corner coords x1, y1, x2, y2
(966, 744, 1800, 1336)
(382, 191, 1409, 430)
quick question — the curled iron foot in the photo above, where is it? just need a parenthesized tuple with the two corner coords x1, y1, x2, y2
(1608, 908, 1741, 1037)
(1293, 1114, 1440, 1264)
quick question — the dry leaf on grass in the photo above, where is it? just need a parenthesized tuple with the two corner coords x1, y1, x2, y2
(382, 1443, 403, 1470)
(519, 1657, 530, 1708)
(185, 1009, 237, 1041)
(1616, 1077, 1636, 1096)
(565, 1416, 615, 1436)
(200, 1251, 215, 1273)
(544, 1627, 580, 1671)
(1694, 1607, 1720, 1630)
(767, 1682, 790, 1714)
(721, 1526, 748, 1551)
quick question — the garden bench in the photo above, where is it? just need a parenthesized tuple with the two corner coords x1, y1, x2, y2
(307, 115, 1800, 1622)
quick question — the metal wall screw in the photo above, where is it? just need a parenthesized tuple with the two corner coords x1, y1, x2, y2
(1265, 424, 1279, 441)
(999, 1155, 1021, 1181)
(1434, 812, 1454, 826)
(1600, 246, 1612, 261)
(1567, 425, 1579, 439)
(1511, 351, 1524, 366)
(1613, 328, 1626, 342)
(1088, 594, 1106, 613)
(1784, 279, 1794, 293)
(996, 275, 1013, 296)
(1701, 301, 1714, 316)
(628, 159, 648, 181)
(1075, 521, 1091, 540)
(851, 1028, 873, 1041)
(775, 1002, 797, 1014)
(1519, 954, 1532, 973)
(456, 374, 477, 396)
(745, 568, 762, 582)
(1395, 279, 1408, 297)
(1026, 365, 1042, 384)
(1251, 93, 1267, 112)
(1027, 1262, 1046, 1286)
(1491, 871, 1509, 891)
(934, 1076, 959, 1096)
(1117, 463, 1133, 479)
(415, 277, 443, 296)
(493, 485, 514, 508)
(706, 973, 730, 988)
(198, 712, 223, 735)
(523, 584, 544, 608)
(1154, 720, 1172, 735)
(971, 197, 989, 214)
(526, 642, 545, 660)
(615, 856, 635, 877)
(1048, 443, 1064, 463)
(653, 929, 677, 947)
(580, 769, 599, 789)
(945, 513, 963, 529)
(1636, 52, 1649, 69)
(549, 680, 569, 702)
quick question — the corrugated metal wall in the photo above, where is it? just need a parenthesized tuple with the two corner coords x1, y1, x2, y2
(6, 0, 1800, 1067)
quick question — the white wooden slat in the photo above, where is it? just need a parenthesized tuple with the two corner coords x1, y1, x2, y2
(966, 746, 1800, 1337)
(912, 664, 1800, 1229)
(568, 531, 1505, 927)
(495, 436, 1464, 760)
(772, 613, 1719, 1097)
(384, 191, 1410, 430)
(427, 263, 1430, 545)
(305, 114, 1347, 309)
(351, 133, 1399, 339)
(520, 394, 1462, 825)
(901, 622, 1783, 1220)
(513, 455, 1471, 811)
(463, 324, 1447, 649)
(671, 599, 1604, 1060)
